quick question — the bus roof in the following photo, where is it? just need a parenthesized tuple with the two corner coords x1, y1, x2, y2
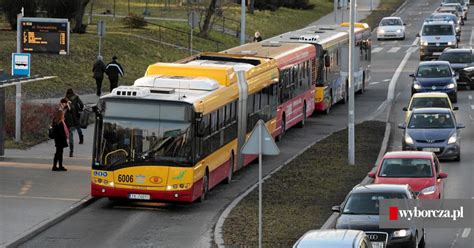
(222, 42, 316, 69)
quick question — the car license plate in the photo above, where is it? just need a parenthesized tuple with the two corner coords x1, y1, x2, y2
(423, 148, 440, 152)
(372, 242, 384, 248)
(433, 52, 442, 55)
(129, 193, 150, 200)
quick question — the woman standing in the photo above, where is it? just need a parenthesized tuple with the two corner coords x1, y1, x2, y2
(51, 110, 69, 171)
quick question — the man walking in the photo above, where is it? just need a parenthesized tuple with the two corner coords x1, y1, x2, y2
(105, 56, 124, 92)
(92, 55, 106, 96)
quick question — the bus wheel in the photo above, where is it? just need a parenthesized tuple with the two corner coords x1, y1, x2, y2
(276, 115, 286, 142)
(199, 170, 209, 202)
(342, 84, 348, 104)
(225, 153, 234, 184)
(324, 94, 332, 115)
(297, 103, 306, 128)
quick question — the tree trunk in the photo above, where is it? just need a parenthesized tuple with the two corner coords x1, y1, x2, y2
(199, 0, 218, 37)
(73, 0, 90, 33)
(249, 0, 254, 14)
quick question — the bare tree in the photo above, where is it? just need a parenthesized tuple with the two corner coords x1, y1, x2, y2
(249, 0, 254, 14)
(199, 0, 218, 37)
(72, 0, 90, 33)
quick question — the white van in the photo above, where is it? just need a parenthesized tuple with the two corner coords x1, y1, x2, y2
(419, 21, 457, 60)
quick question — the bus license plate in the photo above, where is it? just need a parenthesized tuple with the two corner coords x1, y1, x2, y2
(372, 242, 384, 248)
(423, 148, 440, 152)
(129, 193, 151, 200)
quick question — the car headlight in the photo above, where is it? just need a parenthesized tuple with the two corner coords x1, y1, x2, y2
(413, 82, 422, 90)
(447, 41, 455, 46)
(447, 83, 456, 89)
(448, 133, 457, 144)
(405, 134, 414, 145)
(379, 29, 385, 34)
(421, 186, 437, 195)
(393, 229, 411, 237)
(420, 40, 428, 46)
(397, 29, 402, 33)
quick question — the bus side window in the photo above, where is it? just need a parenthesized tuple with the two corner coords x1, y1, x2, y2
(225, 103, 231, 125)
(218, 107, 225, 129)
(254, 92, 261, 112)
(211, 111, 218, 134)
(199, 114, 210, 137)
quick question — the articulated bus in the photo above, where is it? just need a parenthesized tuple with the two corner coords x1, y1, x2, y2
(268, 23, 371, 114)
(223, 42, 316, 140)
(90, 55, 280, 202)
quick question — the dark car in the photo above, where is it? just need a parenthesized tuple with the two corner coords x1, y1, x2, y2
(410, 61, 458, 103)
(439, 48, 474, 87)
(333, 184, 425, 248)
(399, 108, 464, 161)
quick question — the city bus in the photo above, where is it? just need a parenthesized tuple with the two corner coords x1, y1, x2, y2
(89, 55, 279, 202)
(223, 42, 316, 140)
(268, 23, 371, 114)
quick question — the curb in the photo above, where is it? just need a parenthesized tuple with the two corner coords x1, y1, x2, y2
(4, 195, 98, 248)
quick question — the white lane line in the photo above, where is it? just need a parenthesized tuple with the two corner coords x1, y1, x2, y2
(372, 47, 383, 53)
(468, 95, 472, 100)
(470, 27, 474, 46)
(462, 228, 471, 238)
(0, 194, 84, 202)
(383, 79, 391, 82)
(370, 82, 380, 85)
(471, 105, 474, 110)
(396, 92, 401, 99)
(387, 47, 401, 53)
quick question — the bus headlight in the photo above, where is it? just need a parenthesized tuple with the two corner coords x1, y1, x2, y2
(448, 133, 457, 144)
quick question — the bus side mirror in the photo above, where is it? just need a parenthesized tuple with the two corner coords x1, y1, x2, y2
(324, 55, 331, 67)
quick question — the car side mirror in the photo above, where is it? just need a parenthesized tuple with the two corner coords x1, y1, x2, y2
(331, 205, 341, 212)
(457, 123, 465, 129)
(403, 107, 408, 111)
(438, 172, 448, 179)
(453, 106, 459, 111)
(409, 73, 415, 78)
(416, 33, 420, 37)
(403, 23, 406, 26)
(398, 123, 406, 129)
(368, 171, 376, 178)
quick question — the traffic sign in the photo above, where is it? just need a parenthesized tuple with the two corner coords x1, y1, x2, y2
(11, 53, 30, 77)
(98, 20, 106, 37)
(241, 119, 280, 156)
(188, 11, 199, 29)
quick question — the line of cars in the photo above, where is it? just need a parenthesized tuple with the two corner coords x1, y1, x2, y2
(294, 1, 470, 247)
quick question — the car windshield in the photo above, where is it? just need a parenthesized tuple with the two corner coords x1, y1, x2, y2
(443, 0, 464, 4)
(343, 192, 407, 215)
(95, 99, 195, 167)
(410, 97, 451, 110)
(379, 158, 433, 178)
(429, 15, 457, 24)
(380, 18, 402, 26)
(408, 113, 455, 129)
(416, 64, 452, 78)
(439, 52, 472, 63)
(422, 24, 454, 35)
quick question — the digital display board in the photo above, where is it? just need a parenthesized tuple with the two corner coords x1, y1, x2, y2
(20, 18, 69, 55)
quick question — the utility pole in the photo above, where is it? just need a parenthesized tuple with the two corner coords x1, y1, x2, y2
(348, 0, 356, 165)
(15, 12, 22, 142)
(334, 0, 338, 23)
(240, 0, 246, 44)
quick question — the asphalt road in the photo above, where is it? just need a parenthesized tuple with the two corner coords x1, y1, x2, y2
(18, 0, 473, 247)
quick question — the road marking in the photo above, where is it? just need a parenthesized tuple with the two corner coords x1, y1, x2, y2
(469, 95, 472, 100)
(462, 228, 471, 238)
(396, 92, 401, 99)
(19, 180, 33, 195)
(0, 194, 84, 202)
(387, 47, 401, 53)
(0, 162, 90, 171)
(407, 23, 412, 27)
(383, 79, 391, 82)
(470, 27, 474, 46)
(370, 82, 380, 85)
(372, 47, 383, 53)
(471, 105, 474, 110)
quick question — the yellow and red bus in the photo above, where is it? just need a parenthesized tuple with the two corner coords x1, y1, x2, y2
(223, 42, 316, 140)
(90, 55, 279, 202)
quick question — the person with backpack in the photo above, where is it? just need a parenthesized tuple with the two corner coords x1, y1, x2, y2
(105, 56, 124, 92)
(51, 110, 68, 171)
(62, 89, 84, 157)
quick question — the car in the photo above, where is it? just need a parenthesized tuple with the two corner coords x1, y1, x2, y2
(426, 13, 461, 41)
(410, 61, 458, 102)
(438, 48, 474, 87)
(377, 17, 406, 40)
(293, 229, 373, 248)
(402, 92, 457, 123)
(418, 21, 458, 60)
(441, 3, 467, 20)
(442, 0, 469, 17)
(368, 151, 448, 199)
(435, 6, 464, 25)
(399, 108, 464, 161)
(333, 184, 425, 248)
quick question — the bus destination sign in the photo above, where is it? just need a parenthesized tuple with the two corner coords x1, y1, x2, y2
(20, 18, 70, 55)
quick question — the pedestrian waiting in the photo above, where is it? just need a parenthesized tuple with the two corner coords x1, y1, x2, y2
(253, 31, 263, 42)
(92, 55, 106, 97)
(51, 110, 68, 171)
(60, 90, 84, 158)
(105, 56, 124, 92)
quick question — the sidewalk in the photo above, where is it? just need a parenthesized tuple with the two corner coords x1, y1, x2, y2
(0, 1, 382, 246)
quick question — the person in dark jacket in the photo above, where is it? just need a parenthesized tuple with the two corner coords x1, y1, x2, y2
(60, 97, 78, 157)
(51, 110, 68, 171)
(65, 88, 84, 146)
(92, 55, 106, 96)
(105, 56, 124, 92)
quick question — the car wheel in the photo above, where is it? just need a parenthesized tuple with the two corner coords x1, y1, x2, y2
(342, 84, 348, 104)
(454, 153, 461, 161)
(452, 93, 458, 103)
(418, 230, 426, 248)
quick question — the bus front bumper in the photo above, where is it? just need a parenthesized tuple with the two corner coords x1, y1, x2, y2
(91, 183, 195, 202)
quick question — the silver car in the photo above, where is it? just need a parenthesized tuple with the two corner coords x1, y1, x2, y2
(377, 17, 405, 40)
(293, 229, 373, 248)
(418, 21, 457, 60)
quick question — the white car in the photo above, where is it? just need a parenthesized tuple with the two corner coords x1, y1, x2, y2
(377, 17, 406, 40)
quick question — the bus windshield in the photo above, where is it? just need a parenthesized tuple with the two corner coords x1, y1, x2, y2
(95, 99, 194, 168)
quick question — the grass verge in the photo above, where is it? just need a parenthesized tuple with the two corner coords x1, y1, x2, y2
(222, 121, 386, 247)
(361, 0, 406, 30)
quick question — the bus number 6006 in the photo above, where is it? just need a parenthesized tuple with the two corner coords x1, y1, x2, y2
(118, 174, 134, 183)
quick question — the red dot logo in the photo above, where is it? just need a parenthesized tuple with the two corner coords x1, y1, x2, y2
(149, 176, 163, 184)
(389, 206, 399, 221)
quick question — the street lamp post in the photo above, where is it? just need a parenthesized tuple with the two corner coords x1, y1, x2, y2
(348, 0, 356, 165)
(240, 0, 246, 44)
